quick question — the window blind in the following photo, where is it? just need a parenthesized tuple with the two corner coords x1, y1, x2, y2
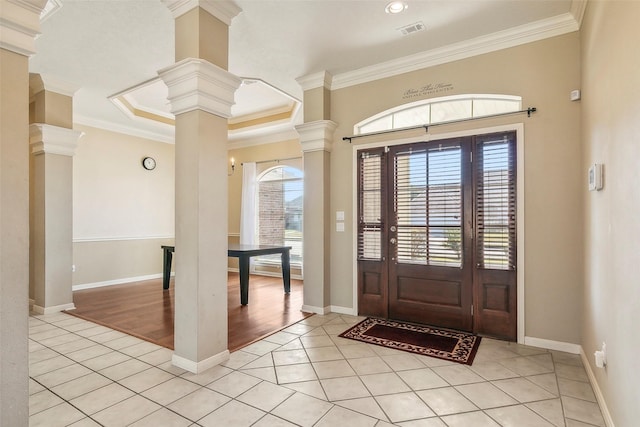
(358, 150, 385, 260)
(395, 144, 462, 267)
(475, 134, 516, 270)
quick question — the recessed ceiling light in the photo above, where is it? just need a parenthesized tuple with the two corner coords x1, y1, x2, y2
(385, 1, 408, 14)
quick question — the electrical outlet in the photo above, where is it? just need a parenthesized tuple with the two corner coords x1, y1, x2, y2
(72, 264, 76, 272)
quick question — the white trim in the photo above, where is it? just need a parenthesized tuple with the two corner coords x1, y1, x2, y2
(30, 123, 83, 156)
(228, 128, 300, 149)
(244, 269, 304, 281)
(73, 235, 174, 243)
(32, 302, 76, 315)
(72, 273, 172, 291)
(570, 0, 588, 28)
(163, 0, 242, 25)
(331, 12, 580, 90)
(580, 347, 616, 427)
(158, 58, 242, 118)
(351, 123, 526, 343)
(74, 115, 175, 144)
(29, 73, 79, 97)
(296, 120, 338, 153)
(296, 71, 333, 91)
(172, 349, 230, 374)
(516, 124, 526, 344)
(301, 305, 331, 315)
(329, 305, 357, 316)
(0, 0, 43, 56)
(524, 336, 581, 354)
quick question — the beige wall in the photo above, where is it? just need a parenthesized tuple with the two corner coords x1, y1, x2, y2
(72, 124, 175, 285)
(581, 1, 640, 425)
(328, 33, 583, 344)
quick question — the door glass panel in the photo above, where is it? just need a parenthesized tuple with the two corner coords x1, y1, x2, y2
(358, 152, 384, 260)
(394, 145, 462, 266)
(475, 135, 516, 270)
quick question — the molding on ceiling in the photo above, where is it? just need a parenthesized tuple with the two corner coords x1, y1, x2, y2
(74, 114, 175, 144)
(29, 73, 79, 97)
(296, 70, 333, 92)
(228, 128, 300, 150)
(570, 0, 588, 28)
(330, 11, 582, 91)
(162, 0, 242, 25)
(0, 0, 46, 56)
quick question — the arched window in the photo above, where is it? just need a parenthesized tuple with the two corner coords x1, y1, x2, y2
(255, 166, 303, 267)
(355, 94, 522, 135)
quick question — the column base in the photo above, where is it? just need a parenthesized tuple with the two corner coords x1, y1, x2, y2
(32, 302, 76, 315)
(172, 349, 230, 374)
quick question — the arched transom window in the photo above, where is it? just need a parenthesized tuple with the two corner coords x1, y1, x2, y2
(355, 94, 522, 135)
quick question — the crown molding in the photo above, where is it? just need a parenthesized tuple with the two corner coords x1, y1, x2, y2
(30, 123, 83, 156)
(162, 0, 242, 25)
(331, 11, 581, 91)
(570, 0, 588, 28)
(296, 71, 333, 92)
(296, 120, 338, 153)
(74, 114, 175, 144)
(158, 58, 242, 118)
(29, 73, 80, 97)
(228, 128, 300, 150)
(0, 0, 46, 56)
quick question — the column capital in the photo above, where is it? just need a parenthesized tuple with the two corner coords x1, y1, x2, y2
(29, 73, 80, 98)
(0, 0, 46, 56)
(296, 120, 338, 153)
(158, 58, 242, 118)
(163, 0, 241, 25)
(29, 123, 83, 156)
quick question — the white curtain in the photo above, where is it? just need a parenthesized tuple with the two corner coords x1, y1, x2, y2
(240, 162, 257, 247)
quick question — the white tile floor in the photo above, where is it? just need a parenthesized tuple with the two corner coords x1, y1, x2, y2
(29, 312, 607, 427)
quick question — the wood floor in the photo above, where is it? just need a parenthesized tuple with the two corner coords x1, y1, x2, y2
(66, 272, 311, 352)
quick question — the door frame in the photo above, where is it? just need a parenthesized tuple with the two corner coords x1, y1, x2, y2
(351, 123, 526, 344)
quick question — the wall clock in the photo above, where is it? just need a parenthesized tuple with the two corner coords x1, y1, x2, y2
(142, 157, 156, 170)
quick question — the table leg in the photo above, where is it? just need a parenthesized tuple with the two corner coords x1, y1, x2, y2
(239, 255, 250, 305)
(162, 248, 172, 290)
(281, 249, 291, 294)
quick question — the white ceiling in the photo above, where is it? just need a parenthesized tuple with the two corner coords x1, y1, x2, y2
(29, 0, 581, 145)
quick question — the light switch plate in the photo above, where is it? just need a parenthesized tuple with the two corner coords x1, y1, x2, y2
(336, 211, 345, 221)
(336, 222, 345, 232)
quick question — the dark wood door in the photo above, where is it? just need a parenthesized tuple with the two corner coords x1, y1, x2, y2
(387, 140, 473, 331)
(357, 131, 518, 340)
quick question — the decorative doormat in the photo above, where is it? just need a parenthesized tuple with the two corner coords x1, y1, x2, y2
(338, 317, 481, 365)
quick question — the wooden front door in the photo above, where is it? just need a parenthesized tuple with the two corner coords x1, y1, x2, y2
(357, 131, 517, 340)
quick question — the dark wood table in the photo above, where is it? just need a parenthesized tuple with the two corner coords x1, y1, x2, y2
(161, 244, 292, 305)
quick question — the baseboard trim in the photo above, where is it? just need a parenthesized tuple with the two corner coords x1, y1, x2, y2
(32, 302, 76, 315)
(301, 305, 331, 315)
(329, 305, 357, 316)
(172, 350, 230, 374)
(580, 347, 615, 427)
(72, 273, 173, 291)
(524, 336, 581, 354)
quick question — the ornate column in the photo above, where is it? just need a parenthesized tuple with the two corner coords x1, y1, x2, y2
(159, 0, 242, 373)
(29, 74, 83, 314)
(295, 118, 337, 313)
(296, 71, 337, 313)
(0, 1, 48, 424)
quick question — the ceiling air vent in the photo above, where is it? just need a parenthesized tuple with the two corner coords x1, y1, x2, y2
(398, 22, 425, 36)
